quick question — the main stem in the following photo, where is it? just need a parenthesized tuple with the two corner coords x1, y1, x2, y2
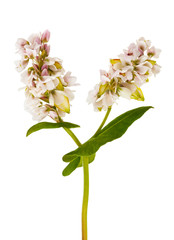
(62, 106, 111, 240)
(82, 156, 89, 240)
(63, 127, 89, 240)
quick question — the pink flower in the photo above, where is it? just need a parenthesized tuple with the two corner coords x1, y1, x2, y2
(44, 44, 50, 55)
(28, 33, 41, 45)
(41, 30, 50, 42)
(40, 44, 50, 56)
(41, 68, 49, 76)
(16, 38, 29, 55)
(41, 64, 48, 70)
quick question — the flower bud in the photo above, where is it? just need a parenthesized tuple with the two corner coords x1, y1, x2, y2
(51, 91, 70, 113)
(41, 30, 50, 43)
(131, 87, 144, 101)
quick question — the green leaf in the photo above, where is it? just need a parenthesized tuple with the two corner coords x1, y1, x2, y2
(26, 121, 80, 137)
(62, 157, 80, 176)
(63, 106, 153, 162)
(62, 154, 96, 176)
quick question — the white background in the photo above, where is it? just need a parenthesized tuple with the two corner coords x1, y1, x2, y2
(0, 0, 174, 239)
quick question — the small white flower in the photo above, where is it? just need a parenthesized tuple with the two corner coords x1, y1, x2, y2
(42, 76, 59, 91)
(137, 39, 147, 52)
(15, 38, 29, 55)
(102, 91, 117, 109)
(134, 72, 148, 87)
(28, 33, 41, 45)
(125, 70, 133, 81)
(118, 87, 132, 99)
(46, 57, 62, 66)
(123, 43, 140, 62)
(15, 59, 29, 72)
(135, 65, 150, 75)
(64, 88, 75, 101)
(93, 99, 104, 112)
(25, 93, 48, 121)
(100, 70, 111, 83)
(110, 59, 123, 71)
(147, 46, 161, 58)
(152, 64, 161, 76)
(49, 111, 59, 121)
(24, 45, 38, 59)
(63, 72, 78, 86)
(87, 84, 99, 104)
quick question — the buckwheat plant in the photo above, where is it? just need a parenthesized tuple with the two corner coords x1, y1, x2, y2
(16, 31, 161, 240)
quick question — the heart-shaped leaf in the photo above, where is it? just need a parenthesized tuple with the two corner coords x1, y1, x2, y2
(26, 121, 80, 137)
(63, 106, 152, 162)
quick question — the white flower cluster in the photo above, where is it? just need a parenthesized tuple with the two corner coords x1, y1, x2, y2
(15, 30, 77, 121)
(87, 37, 161, 111)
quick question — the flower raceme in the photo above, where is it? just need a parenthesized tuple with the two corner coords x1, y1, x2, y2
(16, 33, 161, 121)
(15, 30, 77, 122)
(87, 37, 161, 111)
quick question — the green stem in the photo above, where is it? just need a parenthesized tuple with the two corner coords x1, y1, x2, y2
(63, 127, 81, 147)
(93, 106, 112, 137)
(58, 115, 81, 147)
(61, 107, 111, 240)
(82, 156, 89, 240)
(63, 127, 89, 240)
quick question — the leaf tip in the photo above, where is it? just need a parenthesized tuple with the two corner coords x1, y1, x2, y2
(26, 130, 30, 137)
(62, 170, 67, 177)
(147, 106, 154, 110)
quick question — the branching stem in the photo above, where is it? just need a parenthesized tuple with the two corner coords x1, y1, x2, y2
(93, 107, 112, 137)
